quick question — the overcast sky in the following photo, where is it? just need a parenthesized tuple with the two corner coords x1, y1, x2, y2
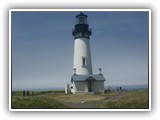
(11, 11, 149, 90)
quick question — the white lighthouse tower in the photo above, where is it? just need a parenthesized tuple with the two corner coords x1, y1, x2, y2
(72, 12, 92, 75)
(70, 12, 106, 94)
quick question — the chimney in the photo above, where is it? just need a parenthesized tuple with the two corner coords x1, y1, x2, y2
(98, 68, 102, 74)
(73, 68, 76, 75)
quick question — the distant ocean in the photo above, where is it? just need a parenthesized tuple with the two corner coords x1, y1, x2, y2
(105, 84, 148, 91)
(12, 87, 65, 91)
(12, 84, 148, 91)
(122, 84, 148, 90)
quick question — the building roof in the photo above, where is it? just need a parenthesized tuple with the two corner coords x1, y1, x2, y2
(75, 12, 88, 18)
(71, 74, 106, 82)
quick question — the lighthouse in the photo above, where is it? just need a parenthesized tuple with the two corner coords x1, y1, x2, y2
(72, 12, 92, 75)
(70, 12, 106, 94)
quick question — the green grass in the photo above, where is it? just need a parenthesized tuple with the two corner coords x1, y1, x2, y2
(12, 96, 69, 109)
(11, 89, 149, 109)
(98, 89, 149, 109)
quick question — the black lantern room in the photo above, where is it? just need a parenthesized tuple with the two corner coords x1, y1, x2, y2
(72, 12, 92, 39)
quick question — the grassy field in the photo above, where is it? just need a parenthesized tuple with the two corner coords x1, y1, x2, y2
(98, 89, 149, 109)
(11, 90, 69, 109)
(12, 96, 69, 109)
(11, 89, 149, 109)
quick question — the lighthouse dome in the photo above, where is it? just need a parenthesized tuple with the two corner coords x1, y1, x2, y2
(75, 12, 88, 24)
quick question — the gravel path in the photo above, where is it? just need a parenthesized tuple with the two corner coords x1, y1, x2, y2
(63, 100, 104, 108)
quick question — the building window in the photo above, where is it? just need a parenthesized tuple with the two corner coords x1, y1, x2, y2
(82, 57, 87, 67)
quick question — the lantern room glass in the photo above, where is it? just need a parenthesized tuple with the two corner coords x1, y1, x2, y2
(76, 16, 87, 24)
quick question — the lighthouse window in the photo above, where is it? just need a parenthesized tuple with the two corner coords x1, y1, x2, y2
(85, 33, 88, 37)
(82, 57, 87, 67)
(76, 16, 87, 24)
(79, 17, 84, 24)
(79, 33, 82, 37)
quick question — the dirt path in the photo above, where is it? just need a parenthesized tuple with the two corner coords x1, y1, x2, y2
(63, 100, 104, 108)
(62, 92, 126, 108)
(106, 92, 125, 101)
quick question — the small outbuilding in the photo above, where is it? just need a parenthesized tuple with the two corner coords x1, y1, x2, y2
(71, 74, 105, 94)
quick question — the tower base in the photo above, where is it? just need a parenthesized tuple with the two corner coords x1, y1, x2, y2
(70, 74, 105, 94)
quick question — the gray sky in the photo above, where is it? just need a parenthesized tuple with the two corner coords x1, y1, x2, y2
(11, 11, 149, 90)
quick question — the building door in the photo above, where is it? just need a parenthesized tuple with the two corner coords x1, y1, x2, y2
(88, 80, 93, 92)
